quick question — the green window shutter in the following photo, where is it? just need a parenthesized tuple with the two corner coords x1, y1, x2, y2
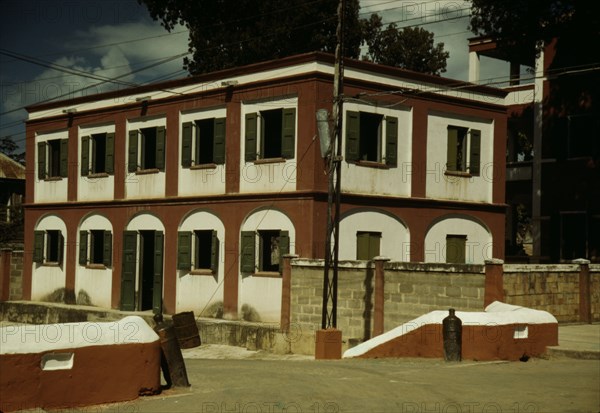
(155, 126, 166, 171)
(278, 230, 290, 272)
(446, 235, 466, 264)
(177, 231, 192, 271)
(447, 127, 458, 171)
(81, 136, 90, 176)
(213, 117, 226, 164)
(240, 231, 256, 274)
(120, 231, 137, 311)
(79, 231, 88, 266)
(33, 231, 45, 263)
(356, 232, 370, 260)
(153, 231, 164, 314)
(370, 233, 381, 260)
(60, 139, 69, 178)
(105, 133, 115, 174)
(281, 108, 296, 159)
(385, 116, 398, 167)
(345, 111, 360, 162)
(469, 129, 481, 176)
(57, 232, 64, 264)
(210, 230, 219, 273)
(128, 130, 139, 173)
(37, 142, 46, 180)
(103, 231, 112, 267)
(181, 122, 193, 167)
(245, 113, 258, 162)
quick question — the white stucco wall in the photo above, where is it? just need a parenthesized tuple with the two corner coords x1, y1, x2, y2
(426, 112, 494, 203)
(125, 116, 167, 199)
(338, 210, 410, 261)
(77, 123, 115, 202)
(424, 216, 493, 264)
(341, 103, 412, 197)
(32, 215, 67, 300)
(176, 210, 225, 314)
(34, 129, 69, 203)
(178, 108, 227, 196)
(238, 208, 296, 322)
(75, 214, 113, 308)
(239, 97, 298, 194)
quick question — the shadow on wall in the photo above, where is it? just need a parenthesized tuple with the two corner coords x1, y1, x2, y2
(42, 288, 93, 306)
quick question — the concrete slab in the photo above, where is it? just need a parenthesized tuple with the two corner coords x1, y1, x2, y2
(549, 323, 600, 360)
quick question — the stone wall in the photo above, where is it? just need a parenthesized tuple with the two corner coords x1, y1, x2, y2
(502, 263, 598, 323)
(9, 250, 23, 301)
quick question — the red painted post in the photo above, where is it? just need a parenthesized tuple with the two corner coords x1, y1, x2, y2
(573, 259, 591, 324)
(484, 259, 504, 307)
(373, 256, 390, 337)
(0, 249, 11, 301)
(280, 254, 298, 332)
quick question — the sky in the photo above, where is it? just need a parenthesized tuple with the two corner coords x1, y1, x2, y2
(0, 0, 509, 154)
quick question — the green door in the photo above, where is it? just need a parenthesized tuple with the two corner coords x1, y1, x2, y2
(120, 231, 137, 311)
(153, 231, 164, 314)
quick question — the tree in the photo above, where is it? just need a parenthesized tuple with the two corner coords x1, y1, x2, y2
(361, 14, 449, 75)
(138, 0, 363, 74)
(0, 135, 24, 164)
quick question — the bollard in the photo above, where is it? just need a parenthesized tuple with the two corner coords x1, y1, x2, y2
(443, 308, 462, 362)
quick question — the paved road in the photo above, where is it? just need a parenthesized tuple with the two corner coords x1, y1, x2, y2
(70, 355, 598, 413)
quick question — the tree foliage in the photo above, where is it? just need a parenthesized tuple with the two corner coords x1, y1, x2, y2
(138, 0, 449, 76)
(361, 14, 449, 75)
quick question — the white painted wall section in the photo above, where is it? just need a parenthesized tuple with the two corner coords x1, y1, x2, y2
(339, 210, 410, 261)
(34, 130, 69, 203)
(75, 214, 113, 308)
(32, 215, 67, 300)
(426, 112, 494, 203)
(176, 210, 225, 314)
(424, 216, 492, 264)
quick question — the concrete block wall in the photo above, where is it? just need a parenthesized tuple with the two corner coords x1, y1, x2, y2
(590, 266, 600, 322)
(502, 264, 580, 322)
(9, 251, 23, 301)
(383, 262, 484, 332)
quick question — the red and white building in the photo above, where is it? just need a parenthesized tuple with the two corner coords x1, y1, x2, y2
(23, 52, 508, 321)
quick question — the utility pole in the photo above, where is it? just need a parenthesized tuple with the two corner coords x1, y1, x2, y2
(321, 0, 345, 332)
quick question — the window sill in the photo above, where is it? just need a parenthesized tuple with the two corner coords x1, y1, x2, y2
(444, 170, 472, 178)
(190, 163, 218, 170)
(85, 172, 109, 179)
(42, 262, 61, 267)
(253, 271, 282, 278)
(135, 168, 160, 175)
(253, 157, 286, 165)
(44, 177, 63, 182)
(190, 269, 215, 276)
(354, 160, 390, 170)
(85, 264, 107, 270)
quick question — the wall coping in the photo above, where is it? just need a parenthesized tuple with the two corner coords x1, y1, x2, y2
(503, 264, 580, 273)
(291, 258, 484, 273)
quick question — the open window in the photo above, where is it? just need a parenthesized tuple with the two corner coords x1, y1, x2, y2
(79, 229, 113, 267)
(181, 118, 226, 167)
(33, 230, 64, 264)
(128, 126, 166, 172)
(81, 133, 115, 176)
(345, 111, 398, 166)
(37, 138, 68, 179)
(446, 126, 481, 175)
(244, 108, 296, 161)
(240, 230, 290, 275)
(177, 230, 219, 274)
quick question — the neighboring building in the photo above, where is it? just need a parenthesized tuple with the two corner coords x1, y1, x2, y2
(0, 152, 25, 247)
(469, 37, 600, 263)
(23, 52, 507, 320)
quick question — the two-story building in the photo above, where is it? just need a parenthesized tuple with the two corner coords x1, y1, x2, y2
(23, 52, 507, 321)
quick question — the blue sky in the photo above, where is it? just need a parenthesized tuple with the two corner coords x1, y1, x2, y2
(0, 0, 508, 154)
